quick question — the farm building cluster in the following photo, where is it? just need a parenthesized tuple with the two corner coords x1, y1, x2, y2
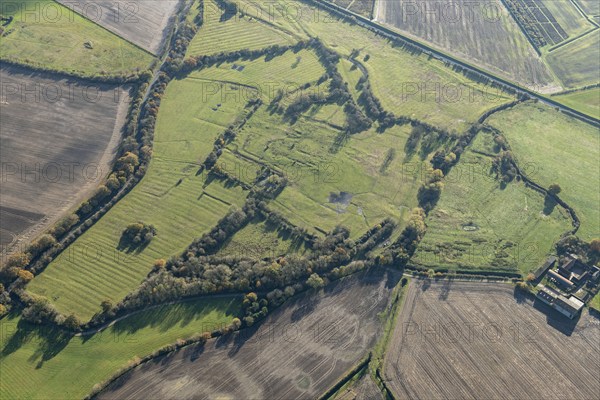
(534, 254, 600, 319)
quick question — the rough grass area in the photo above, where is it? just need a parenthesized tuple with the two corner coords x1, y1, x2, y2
(217, 218, 309, 259)
(487, 102, 600, 240)
(546, 31, 600, 88)
(96, 268, 402, 399)
(412, 146, 571, 275)
(27, 78, 251, 321)
(384, 280, 600, 399)
(219, 0, 515, 132)
(237, 111, 425, 239)
(554, 87, 600, 118)
(0, 0, 153, 75)
(187, 0, 297, 56)
(0, 297, 240, 400)
(375, 0, 556, 90)
(299, 8, 515, 132)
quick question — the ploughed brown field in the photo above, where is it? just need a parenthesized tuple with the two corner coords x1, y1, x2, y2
(384, 280, 600, 400)
(97, 267, 401, 399)
(0, 64, 130, 254)
(374, 0, 556, 91)
(55, 0, 181, 54)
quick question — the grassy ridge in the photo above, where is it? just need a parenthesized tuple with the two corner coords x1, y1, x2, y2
(0, 0, 153, 75)
(0, 297, 240, 400)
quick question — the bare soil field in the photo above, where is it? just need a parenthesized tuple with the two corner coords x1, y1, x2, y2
(375, 0, 557, 91)
(97, 267, 402, 399)
(0, 64, 130, 255)
(55, 0, 181, 54)
(384, 280, 600, 400)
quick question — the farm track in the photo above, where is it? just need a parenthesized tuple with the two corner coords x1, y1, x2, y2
(96, 267, 402, 399)
(312, 0, 600, 127)
(384, 280, 600, 399)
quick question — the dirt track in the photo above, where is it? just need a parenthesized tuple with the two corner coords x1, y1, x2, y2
(384, 280, 600, 400)
(97, 267, 401, 399)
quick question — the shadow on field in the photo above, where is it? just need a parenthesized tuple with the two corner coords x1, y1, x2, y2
(106, 297, 241, 337)
(1, 316, 71, 367)
(543, 195, 558, 215)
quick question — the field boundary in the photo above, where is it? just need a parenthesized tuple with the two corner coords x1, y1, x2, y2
(318, 353, 371, 400)
(548, 26, 599, 52)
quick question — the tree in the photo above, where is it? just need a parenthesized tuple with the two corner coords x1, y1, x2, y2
(548, 183, 562, 195)
(100, 299, 113, 313)
(29, 234, 57, 253)
(17, 269, 34, 282)
(22, 297, 58, 324)
(5, 252, 30, 270)
(591, 238, 600, 255)
(525, 273, 535, 282)
(0, 304, 6, 317)
(63, 313, 81, 330)
(306, 273, 325, 289)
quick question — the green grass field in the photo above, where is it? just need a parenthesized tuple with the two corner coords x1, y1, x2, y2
(487, 102, 600, 241)
(237, 110, 432, 239)
(412, 140, 571, 275)
(0, 296, 240, 399)
(546, 31, 600, 88)
(228, 0, 515, 133)
(218, 218, 309, 259)
(27, 78, 251, 321)
(291, 4, 514, 132)
(590, 292, 600, 311)
(187, 0, 297, 56)
(554, 87, 600, 118)
(0, 0, 153, 75)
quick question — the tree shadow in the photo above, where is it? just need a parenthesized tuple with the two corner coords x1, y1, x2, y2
(543, 195, 557, 215)
(329, 130, 350, 153)
(109, 296, 241, 337)
(438, 279, 452, 301)
(1, 317, 72, 367)
(116, 235, 152, 254)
